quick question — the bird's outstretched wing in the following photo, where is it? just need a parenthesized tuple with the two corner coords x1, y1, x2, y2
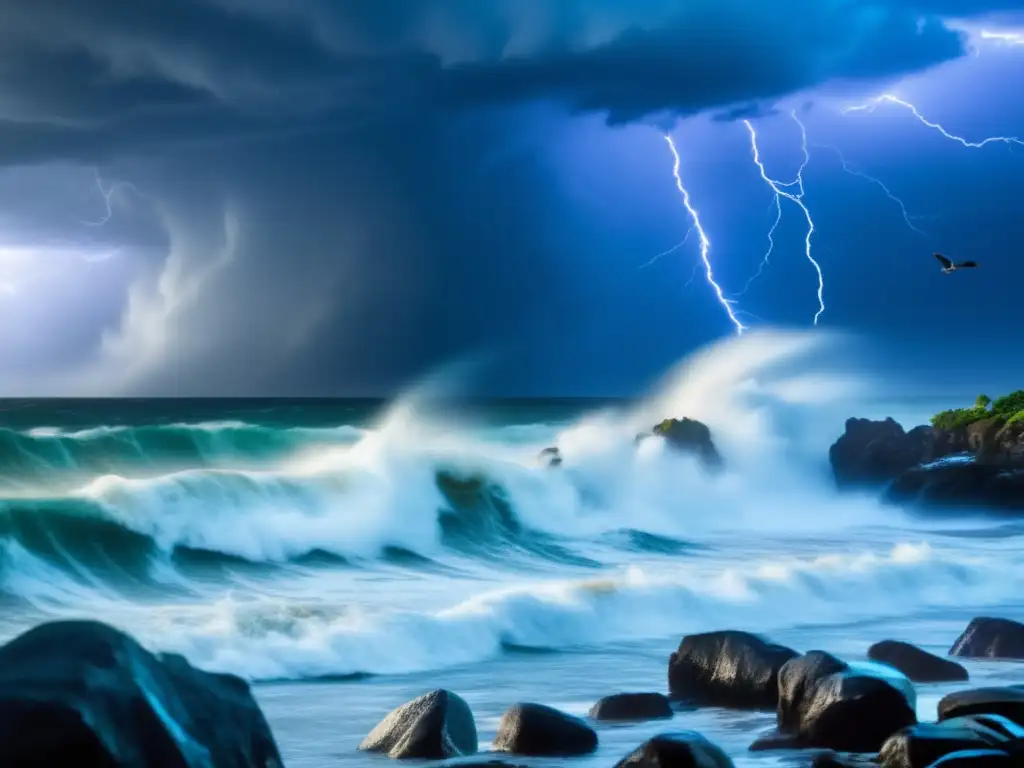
(934, 252, 953, 269)
(957, 261, 978, 268)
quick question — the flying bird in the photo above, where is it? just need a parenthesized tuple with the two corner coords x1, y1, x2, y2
(934, 252, 978, 274)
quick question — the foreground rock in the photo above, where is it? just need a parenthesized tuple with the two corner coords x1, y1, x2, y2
(652, 418, 723, 469)
(938, 686, 1024, 727)
(614, 731, 734, 768)
(926, 751, 1015, 766)
(492, 703, 597, 757)
(868, 640, 968, 682)
(950, 617, 1024, 659)
(829, 417, 934, 487)
(589, 692, 673, 722)
(668, 630, 798, 710)
(760, 650, 917, 753)
(878, 716, 1021, 767)
(0, 620, 282, 767)
(359, 689, 477, 759)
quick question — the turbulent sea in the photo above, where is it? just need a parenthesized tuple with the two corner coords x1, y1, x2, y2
(1, 331, 1022, 767)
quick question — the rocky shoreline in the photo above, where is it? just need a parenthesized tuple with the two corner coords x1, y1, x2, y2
(5, 616, 1024, 766)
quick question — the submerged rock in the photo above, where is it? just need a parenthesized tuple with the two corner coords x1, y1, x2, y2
(950, 617, 1024, 659)
(0, 619, 282, 768)
(613, 731, 734, 768)
(492, 703, 597, 757)
(878, 716, 1019, 768)
(668, 630, 798, 710)
(829, 417, 934, 487)
(868, 640, 968, 683)
(589, 692, 673, 722)
(358, 689, 478, 759)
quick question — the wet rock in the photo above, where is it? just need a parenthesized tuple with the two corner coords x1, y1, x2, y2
(829, 417, 934, 487)
(667, 630, 798, 710)
(589, 692, 673, 722)
(613, 731, 734, 768)
(868, 640, 968, 683)
(924, 750, 1015, 766)
(950, 617, 1024, 659)
(769, 651, 916, 753)
(886, 462, 1024, 511)
(878, 717, 1013, 768)
(812, 753, 879, 767)
(492, 703, 597, 757)
(938, 686, 1024, 727)
(651, 418, 724, 470)
(538, 446, 562, 467)
(0, 619, 282, 768)
(359, 689, 478, 759)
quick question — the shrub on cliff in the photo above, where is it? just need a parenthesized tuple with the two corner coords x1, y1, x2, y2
(931, 390, 1024, 430)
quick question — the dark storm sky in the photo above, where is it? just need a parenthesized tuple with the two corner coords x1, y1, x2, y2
(0, 0, 1021, 397)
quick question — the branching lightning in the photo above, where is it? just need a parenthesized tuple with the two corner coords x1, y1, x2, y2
(736, 191, 782, 296)
(663, 134, 746, 335)
(81, 170, 144, 227)
(641, 225, 694, 269)
(813, 143, 927, 237)
(743, 113, 826, 325)
(843, 94, 1024, 149)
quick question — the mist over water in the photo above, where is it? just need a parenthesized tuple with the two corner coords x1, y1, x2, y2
(0, 329, 1015, 696)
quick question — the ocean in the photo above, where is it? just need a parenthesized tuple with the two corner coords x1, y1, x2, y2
(0, 331, 1020, 767)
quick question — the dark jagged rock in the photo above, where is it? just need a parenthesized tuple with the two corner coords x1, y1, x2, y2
(813, 753, 878, 767)
(924, 750, 1015, 766)
(651, 418, 723, 470)
(589, 692, 673, 722)
(358, 689, 478, 759)
(492, 703, 597, 757)
(938, 687, 1024, 727)
(868, 640, 968, 683)
(538, 447, 562, 467)
(765, 651, 916, 753)
(667, 630, 798, 710)
(613, 731, 734, 768)
(0, 619, 282, 768)
(829, 417, 934, 487)
(885, 461, 1024, 511)
(878, 717, 1015, 768)
(950, 617, 1024, 659)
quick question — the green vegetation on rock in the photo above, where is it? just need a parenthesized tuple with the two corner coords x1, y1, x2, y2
(931, 390, 1024, 430)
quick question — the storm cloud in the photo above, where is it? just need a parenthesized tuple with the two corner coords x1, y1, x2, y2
(0, 0, 1018, 395)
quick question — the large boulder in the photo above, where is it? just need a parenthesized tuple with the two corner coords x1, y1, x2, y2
(589, 692, 673, 722)
(613, 732, 734, 768)
(886, 462, 1024, 511)
(667, 630, 798, 710)
(651, 418, 723, 470)
(765, 651, 916, 753)
(492, 703, 597, 757)
(0, 620, 282, 768)
(938, 687, 1024, 727)
(829, 418, 934, 487)
(878, 717, 1019, 768)
(868, 640, 968, 683)
(358, 689, 478, 759)
(950, 618, 1024, 659)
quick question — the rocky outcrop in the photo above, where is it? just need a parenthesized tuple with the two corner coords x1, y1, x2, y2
(667, 630, 798, 710)
(938, 687, 1024, 727)
(829, 417, 935, 487)
(651, 418, 723, 469)
(0, 619, 282, 768)
(878, 717, 1021, 768)
(868, 640, 968, 682)
(760, 651, 917, 753)
(537, 447, 562, 467)
(950, 617, 1024, 659)
(589, 692, 673, 722)
(885, 461, 1024, 511)
(613, 732, 734, 768)
(492, 703, 597, 757)
(358, 689, 478, 759)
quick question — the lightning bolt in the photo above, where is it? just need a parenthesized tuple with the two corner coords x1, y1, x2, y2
(640, 225, 694, 269)
(743, 113, 826, 325)
(843, 94, 1023, 149)
(813, 144, 927, 237)
(663, 134, 745, 335)
(736, 193, 782, 295)
(81, 170, 144, 227)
